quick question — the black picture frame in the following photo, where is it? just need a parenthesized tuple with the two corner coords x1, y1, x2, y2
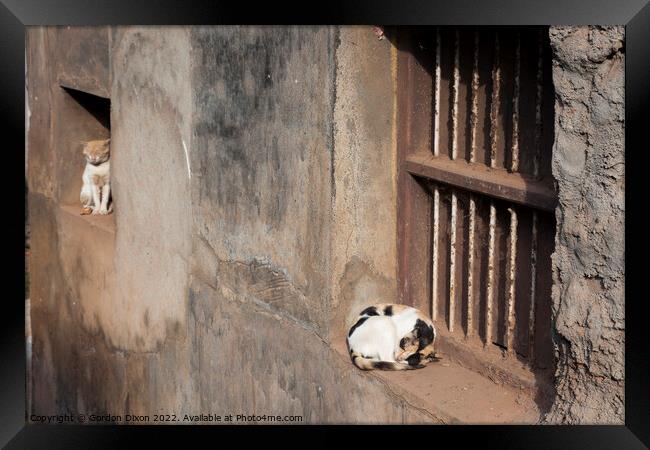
(2, 0, 648, 447)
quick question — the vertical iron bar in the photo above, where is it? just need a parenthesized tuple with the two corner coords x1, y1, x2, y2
(528, 28, 544, 360)
(449, 192, 457, 332)
(485, 31, 500, 346)
(489, 32, 500, 169)
(505, 207, 518, 353)
(448, 29, 460, 332)
(511, 32, 521, 172)
(470, 30, 480, 163)
(433, 27, 441, 158)
(451, 29, 460, 160)
(486, 204, 496, 346)
(431, 27, 442, 322)
(504, 33, 521, 353)
(467, 30, 480, 337)
(529, 212, 539, 359)
(533, 28, 543, 178)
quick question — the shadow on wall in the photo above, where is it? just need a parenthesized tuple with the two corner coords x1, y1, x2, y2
(62, 87, 111, 131)
(25, 178, 30, 298)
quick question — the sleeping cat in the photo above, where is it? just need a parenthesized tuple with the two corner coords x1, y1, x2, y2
(347, 303, 440, 370)
(80, 138, 112, 215)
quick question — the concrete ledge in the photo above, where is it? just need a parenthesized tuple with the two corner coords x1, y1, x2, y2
(59, 204, 115, 235)
(434, 328, 543, 391)
(331, 337, 541, 424)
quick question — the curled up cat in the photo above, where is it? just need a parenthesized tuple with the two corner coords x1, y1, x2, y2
(347, 303, 441, 370)
(80, 138, 113, 215)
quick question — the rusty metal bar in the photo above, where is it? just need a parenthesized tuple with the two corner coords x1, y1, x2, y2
(504, 34, 521, 352)
(533, 28, 543, 177)
(451, 29, 460, 160)
(528, 29, 545, 359)
(485, 32, 500, 346)
(505, 207, 518, 352)
(397, 36, 434, 308)
(467, 196, 476, 336)
(511, 32, 521, 172)
(489, 32, 500, 168)
(431, 27, 442, 322)
(433, 27, 441, 158)
(486, 203, 496, 345)
(397, 27, 556, 369)
(403, 155, 557, 212)
(432, 187, 440, 321)
(467, 30, 479, 337)
(529, 211, 539, 359)
(470, 31, 480, 164)
(449, 192, 457, 332)
(447, 30, 460, 332)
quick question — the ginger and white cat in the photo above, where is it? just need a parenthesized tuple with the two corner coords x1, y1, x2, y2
(80, 139, 112, 215)
(347, 303, 440, 370)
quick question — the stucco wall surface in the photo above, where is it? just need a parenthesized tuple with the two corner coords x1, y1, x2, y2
(547, 25, 625, 424)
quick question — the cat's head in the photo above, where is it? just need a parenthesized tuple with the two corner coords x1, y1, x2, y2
(400, 318, 438, 365)
(403, 343, 439, 367)
(419, 343, 440, 362)
(82, 138, 110, 165)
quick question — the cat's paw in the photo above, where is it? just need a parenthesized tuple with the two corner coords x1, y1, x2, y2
(97, 208, 109, 215)
(396, 349, 416, 362)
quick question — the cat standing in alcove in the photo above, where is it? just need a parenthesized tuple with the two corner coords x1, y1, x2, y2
(80, 138, 113, 215)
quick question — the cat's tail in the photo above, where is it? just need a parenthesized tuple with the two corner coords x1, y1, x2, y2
(349, 350, 418, 371)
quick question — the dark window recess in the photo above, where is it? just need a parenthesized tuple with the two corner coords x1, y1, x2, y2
(58, 85, 112, 215)
(62, 86, 111, 131)
(396, 26, 556, 370)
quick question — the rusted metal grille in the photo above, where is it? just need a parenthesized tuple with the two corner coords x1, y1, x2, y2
(397, 26, 556, 369)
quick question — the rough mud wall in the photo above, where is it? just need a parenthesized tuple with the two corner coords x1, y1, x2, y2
(331, 27, 398, 334)
(547, 26, 625, 424)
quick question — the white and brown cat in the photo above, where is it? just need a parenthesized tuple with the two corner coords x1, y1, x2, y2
(80, 138, 112, 215)
(347, 303, 441, 370)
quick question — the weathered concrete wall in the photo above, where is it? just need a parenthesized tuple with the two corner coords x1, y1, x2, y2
(546, 26, 625, 424)
(27, 26, 117, 415)
(27, 25, 626, 425)
(28, 25, 437, 424)
(109, 27, 193, 351)
(190, 26, 335, 337)
(331, 27, 398, 334)
(185, 25, 428, 422)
